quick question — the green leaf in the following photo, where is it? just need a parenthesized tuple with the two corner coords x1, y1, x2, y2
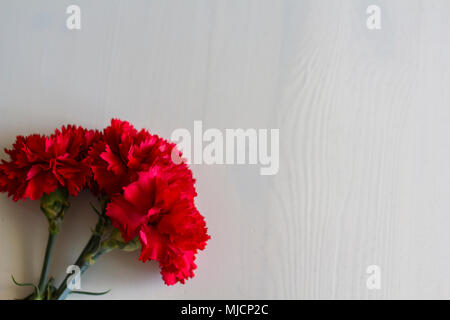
(69, 289, 111, 296)
(11, 275, 40, 297)
(90, 202, 101, 216)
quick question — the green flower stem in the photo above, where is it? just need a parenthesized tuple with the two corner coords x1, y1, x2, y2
(25, 188, 70, 300)
(34, 232, 57, 299)
(53, 216, 112, 300)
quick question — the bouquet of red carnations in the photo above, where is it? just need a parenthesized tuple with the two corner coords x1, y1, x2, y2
(0, 119, 210, 300)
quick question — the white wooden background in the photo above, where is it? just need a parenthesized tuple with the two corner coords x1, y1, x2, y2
(1, 0, 450, 299)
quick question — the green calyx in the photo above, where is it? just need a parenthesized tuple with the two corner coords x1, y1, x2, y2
(89, 200, 140, 253)
(101, 228, 140, 252)
(40, 188, 70, 235)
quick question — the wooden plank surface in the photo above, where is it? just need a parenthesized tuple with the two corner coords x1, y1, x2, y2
(1, 0, 450, 299)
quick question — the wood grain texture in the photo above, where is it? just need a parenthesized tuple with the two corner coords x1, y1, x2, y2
(1, 0, 450, 299)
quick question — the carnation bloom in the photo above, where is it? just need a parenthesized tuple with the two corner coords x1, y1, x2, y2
(89, 119, 193, 196)
(105, 161, 209, 285)
(0, 125, 100, 201)
(90, 120, 209, 285)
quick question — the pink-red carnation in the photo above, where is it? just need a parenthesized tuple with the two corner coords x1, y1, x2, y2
(0, 125, 100, 200)
(89, 119, 192, 196)
(105, 161, 209, 285)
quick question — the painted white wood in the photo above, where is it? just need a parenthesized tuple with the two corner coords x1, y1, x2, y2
(1, 0, 450, 299)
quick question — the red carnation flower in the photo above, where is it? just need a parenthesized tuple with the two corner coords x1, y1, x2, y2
(89, 119, 193, 196)
(106, 164, 209, 285)
(0, 125, 101, 201)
